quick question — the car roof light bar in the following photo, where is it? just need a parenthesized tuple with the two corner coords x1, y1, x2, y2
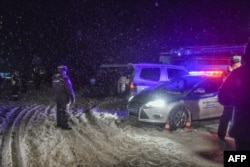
(189, 70, 223, 77)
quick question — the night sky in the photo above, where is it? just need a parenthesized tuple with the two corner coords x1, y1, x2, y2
(0, 0, 250, 72)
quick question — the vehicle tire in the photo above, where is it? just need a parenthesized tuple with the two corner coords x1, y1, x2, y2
(169, 106, 188, 131)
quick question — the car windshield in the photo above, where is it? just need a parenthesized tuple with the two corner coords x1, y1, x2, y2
(159, 76, 204, 93)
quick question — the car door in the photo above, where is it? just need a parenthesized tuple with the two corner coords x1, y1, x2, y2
(189, 78, 223, 119)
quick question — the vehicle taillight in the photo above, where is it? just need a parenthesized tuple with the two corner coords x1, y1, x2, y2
(129, 82, 135, 91)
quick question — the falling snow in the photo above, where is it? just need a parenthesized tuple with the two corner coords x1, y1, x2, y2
(0, 1, 246, 166)
(0, 84, 235, 167)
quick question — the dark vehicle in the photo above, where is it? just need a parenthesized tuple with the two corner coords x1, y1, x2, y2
(86, 64, 133, 97)
(127, 72, 224, 131)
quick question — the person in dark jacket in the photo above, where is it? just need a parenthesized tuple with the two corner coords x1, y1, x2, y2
(32, 66, 41, 89)
(11, 70, 21, 101)
(218, 40, 250, 150)
(217, 55, 241, 141)
(52, 65, 75, 130)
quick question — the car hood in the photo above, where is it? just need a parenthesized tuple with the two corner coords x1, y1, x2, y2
(131, 87, 185, 104)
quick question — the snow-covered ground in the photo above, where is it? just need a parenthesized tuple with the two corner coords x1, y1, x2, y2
(0, 84, 235, 167)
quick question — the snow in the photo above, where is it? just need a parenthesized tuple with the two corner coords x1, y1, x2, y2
(0, 84, 235, 167)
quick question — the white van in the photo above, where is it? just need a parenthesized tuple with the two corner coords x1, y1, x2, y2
(128, 63, 189, 98)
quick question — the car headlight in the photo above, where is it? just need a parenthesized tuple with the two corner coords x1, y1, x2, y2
(145, 99, 166, 108)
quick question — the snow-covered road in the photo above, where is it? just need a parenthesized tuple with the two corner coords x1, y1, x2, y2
(0, 85, 235, 167)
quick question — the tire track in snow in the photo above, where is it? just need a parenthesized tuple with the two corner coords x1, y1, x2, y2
(21, 105, 61, 167)
(1, 105, 43, 167)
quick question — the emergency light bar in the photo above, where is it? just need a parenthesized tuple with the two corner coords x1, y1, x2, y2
(189, 70, 223, 77)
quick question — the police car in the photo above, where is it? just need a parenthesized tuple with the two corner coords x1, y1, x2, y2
(127, 71, 224, 131)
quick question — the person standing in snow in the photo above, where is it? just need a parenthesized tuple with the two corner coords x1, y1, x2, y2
(52, 65, 75, 130)
(218, 39, 250, 150)
(11, 70, 21, 101)
(32, 66, 41, 89)
(217, 55, 241, 141)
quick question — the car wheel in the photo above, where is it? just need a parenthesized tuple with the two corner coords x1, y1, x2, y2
(169, 106, 187, 131)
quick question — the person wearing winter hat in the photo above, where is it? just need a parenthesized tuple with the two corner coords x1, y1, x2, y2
(218, 40, 250, 150)
(52, 65, 75, 130)
(217, 55, 242, 141)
